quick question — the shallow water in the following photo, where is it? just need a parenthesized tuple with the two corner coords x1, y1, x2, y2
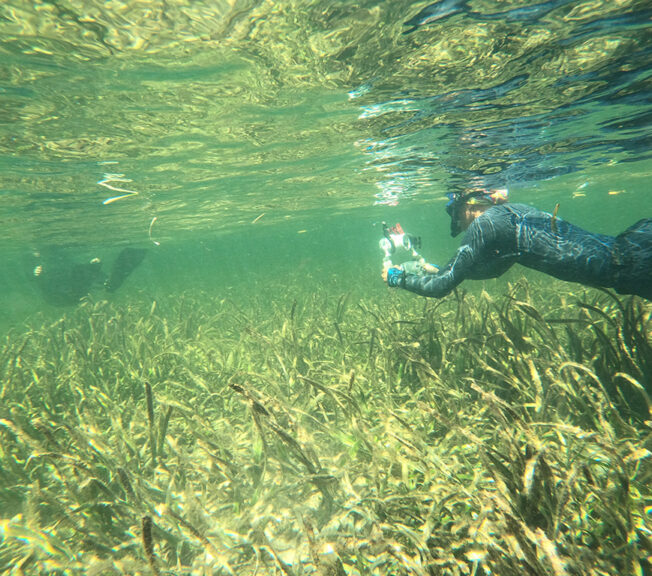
(1, 0, 651, 328)
(0, 2, 651, 574)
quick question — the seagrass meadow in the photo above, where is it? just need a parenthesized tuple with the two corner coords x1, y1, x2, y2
(2, 0, 652, 573)
(1, 280, 650, 576)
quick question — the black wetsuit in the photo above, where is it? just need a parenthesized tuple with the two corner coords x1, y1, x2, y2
(402, 203, 652, 299)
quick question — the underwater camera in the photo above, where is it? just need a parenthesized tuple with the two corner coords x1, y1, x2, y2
(380, 222, 422, 268)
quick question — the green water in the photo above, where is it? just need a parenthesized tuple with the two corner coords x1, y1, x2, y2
(1, 0, 651, 328)
(0, 1, 651, 574)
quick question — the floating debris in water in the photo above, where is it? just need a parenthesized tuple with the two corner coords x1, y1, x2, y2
(148, 217, 160, 246)
(99, 173, 139, 205)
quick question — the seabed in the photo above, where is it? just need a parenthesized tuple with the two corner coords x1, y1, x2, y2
(1, 280, 650, 575)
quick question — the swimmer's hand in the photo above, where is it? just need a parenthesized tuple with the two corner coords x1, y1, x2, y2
(383, 261, 440, 287)
(385, 267, 405, 288)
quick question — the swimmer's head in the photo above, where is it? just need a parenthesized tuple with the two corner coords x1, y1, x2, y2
(446, 188, 508, 236)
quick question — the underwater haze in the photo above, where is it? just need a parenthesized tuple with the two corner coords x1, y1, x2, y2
(0, 1, 651, 575)
(1, 0, 651, 320)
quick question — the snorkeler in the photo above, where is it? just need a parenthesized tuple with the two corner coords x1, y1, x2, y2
(382, 189, 652, 300)
(32, 247, 147, 305)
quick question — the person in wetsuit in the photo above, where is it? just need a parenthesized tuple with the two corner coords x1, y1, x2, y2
(383, 189, 652, 299)
(31, 246, 147, 305)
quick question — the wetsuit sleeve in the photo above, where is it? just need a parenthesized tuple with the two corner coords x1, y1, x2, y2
(402, 212, 505, 297)
(400, 206, 519, 298)
(402, 243, 475, 297)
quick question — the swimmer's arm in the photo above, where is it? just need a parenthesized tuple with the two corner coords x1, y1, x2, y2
(381, 260, 439, 283)
(400, 210, 506, 298)
(403, 244, 474, 298)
